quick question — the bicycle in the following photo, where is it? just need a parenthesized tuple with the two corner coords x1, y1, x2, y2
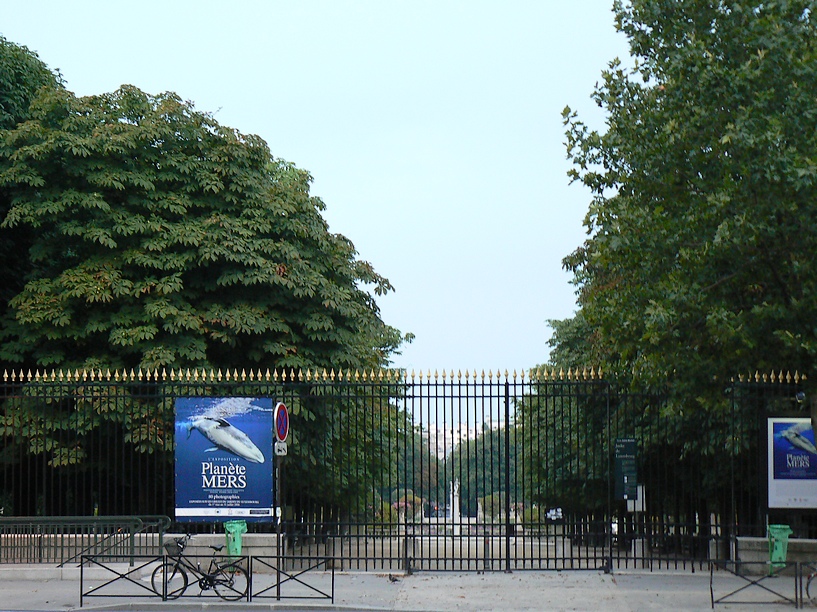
(807, 564, 817, 606)
(151, 533, 249, 601)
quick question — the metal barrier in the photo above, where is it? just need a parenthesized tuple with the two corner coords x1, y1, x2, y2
(79, 553, 334, 606)
(80, 554, 163, 607)
(710, 560, 799, 608)
(251, 555, 335, 602)
(0, 515, 170, 565)
(800, 561, 817, 608)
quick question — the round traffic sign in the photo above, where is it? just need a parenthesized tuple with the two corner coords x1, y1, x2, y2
(274, 402, 289, 442)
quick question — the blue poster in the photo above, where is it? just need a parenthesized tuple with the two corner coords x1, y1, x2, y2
(768, 417, 817, 508)
(175, 397, 274, 522)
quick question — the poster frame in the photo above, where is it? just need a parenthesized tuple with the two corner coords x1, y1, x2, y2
(174, 396, 275, 523)
(767, 415, 817, 510)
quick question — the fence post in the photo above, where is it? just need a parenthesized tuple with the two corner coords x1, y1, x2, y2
(402, 532, 414, 574)
(129, 518, 137, 566)
(504, 379, 512, 574)
(605, 382, 612, 574)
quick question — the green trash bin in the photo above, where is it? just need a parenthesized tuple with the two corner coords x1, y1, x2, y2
(225, 520, 248, 557)
(768, 524, 793, 574)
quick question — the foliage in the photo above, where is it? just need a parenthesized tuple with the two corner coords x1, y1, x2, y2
(0, 38, 62, 351)
(444, 425, 521, 516)
(0, 371, 177, 515)
(0, 36, 59, 130)
(390, 487, 423, 519)
(521, 505, 549, 528)
(0, 40, 410, 518)
(397, 426, 442, 506)
(562, 0, 817, 405)
(544, 312, 595, 371)
(516, 379, 610, 512)
(0, 81, 407, 373)
(374, 499, 399, 525)
(477, 491, 506, 520)
(286, 382, 410, 518)
(0, 372, 416, 517)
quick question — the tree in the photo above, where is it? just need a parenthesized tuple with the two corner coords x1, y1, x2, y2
(0, 43, 410, 518)
(444, 425, 521, 516)
(544, 312, 594, 371)
(397, 426, 442, 508)
(0, 82, 407, 373)
(562, 1, 817, 404)
(0, 37, 62, 357)
(0, 36, 59, 130)
(287, 381, 411, 520)
(517, 373, 610, 514)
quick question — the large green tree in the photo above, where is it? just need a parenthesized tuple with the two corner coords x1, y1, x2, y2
(0, 39, 410, 518)
(563, 0, 817, 400)
(0, 78, 406, 373)
(0, 37, 62, 354)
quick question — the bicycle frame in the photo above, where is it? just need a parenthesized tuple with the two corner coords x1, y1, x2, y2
(153, 535, 249, 601)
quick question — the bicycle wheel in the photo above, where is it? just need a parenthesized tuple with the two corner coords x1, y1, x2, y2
(807, 573, 817, 606)
(212, 563, 249, 601)
(151, 560, 188, 599)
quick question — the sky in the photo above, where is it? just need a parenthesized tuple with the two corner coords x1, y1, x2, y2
(1, 1, 631, 374)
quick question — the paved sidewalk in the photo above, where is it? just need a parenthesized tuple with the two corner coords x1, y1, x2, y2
(0, 564, 805, 611)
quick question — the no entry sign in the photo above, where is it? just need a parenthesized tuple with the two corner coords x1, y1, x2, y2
(274, 402, 289, 442)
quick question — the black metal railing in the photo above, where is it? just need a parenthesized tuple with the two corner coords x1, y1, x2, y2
(0, 515, 170, 565)
(1, 367, 811, 571)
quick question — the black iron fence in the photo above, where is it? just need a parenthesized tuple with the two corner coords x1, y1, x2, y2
(0, 367, 811, 570)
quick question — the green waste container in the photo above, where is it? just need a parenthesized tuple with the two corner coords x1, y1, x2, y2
(225, 520, 248, 557)
(768, 524, 793, 574)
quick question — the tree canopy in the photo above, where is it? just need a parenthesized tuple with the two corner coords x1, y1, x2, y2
(0, 39, 407, 373)
(0, 36, 59, 130)
(0, 37, 62, 349)
(561, 0, 817, 398)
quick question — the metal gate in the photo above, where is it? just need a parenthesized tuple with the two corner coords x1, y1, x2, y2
(0, 367, 807, 570)
(280, 368, 806, 572)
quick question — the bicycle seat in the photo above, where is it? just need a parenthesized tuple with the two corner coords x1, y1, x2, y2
(209, 544, 225, 552)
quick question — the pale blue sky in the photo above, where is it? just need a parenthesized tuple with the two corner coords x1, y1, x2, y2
(2, 1, 630, 372)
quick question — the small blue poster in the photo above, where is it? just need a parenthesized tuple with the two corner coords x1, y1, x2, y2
(768, 417, 817, 508)
(175, 397, 274, 522)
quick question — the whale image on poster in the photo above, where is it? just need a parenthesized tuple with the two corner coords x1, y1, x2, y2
(187, 416, 265, 463)
(768, 417, 817, 508)
(175, 397, 274, 522)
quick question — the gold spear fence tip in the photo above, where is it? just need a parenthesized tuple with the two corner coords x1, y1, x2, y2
(0, 367, 808, 385)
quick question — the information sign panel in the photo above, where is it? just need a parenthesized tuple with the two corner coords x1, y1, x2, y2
(614, 438, 638, 501)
